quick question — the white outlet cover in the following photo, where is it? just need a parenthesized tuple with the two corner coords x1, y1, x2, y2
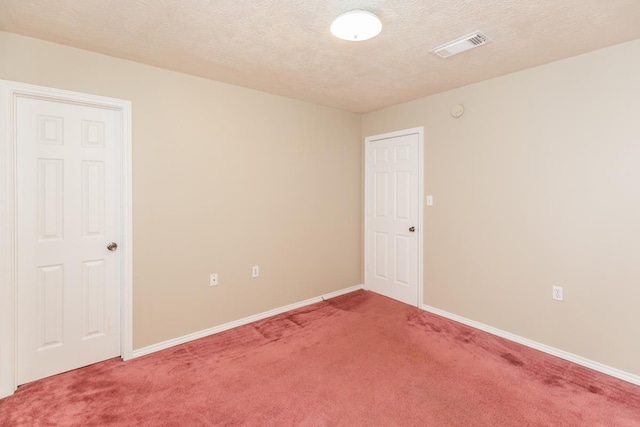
(552, 285, 563, 301)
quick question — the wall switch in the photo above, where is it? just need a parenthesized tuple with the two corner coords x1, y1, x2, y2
(426, 195, 433, 206)
(252, 265, 259, 278)
(210, 273, 218, 287)
(552, 285, 563, 301)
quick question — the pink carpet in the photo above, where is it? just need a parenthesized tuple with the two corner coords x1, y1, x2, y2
(1, 290, 639, 426)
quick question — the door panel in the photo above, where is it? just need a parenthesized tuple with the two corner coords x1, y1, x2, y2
(374, 231, 389, 279)
(36, 264, 64, 350)
(17, 97, 120, 385)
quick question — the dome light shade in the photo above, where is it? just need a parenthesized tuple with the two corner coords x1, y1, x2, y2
(330, 10, 382, 41)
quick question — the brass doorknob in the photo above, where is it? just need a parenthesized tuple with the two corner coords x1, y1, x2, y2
(409, 227, 415, 233)
(107, 242, 118, 251)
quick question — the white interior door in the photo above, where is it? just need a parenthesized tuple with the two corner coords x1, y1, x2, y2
(16, 96, 121, 385)
(365, 128, 422, 306)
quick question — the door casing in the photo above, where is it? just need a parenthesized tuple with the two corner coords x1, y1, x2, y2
(364, 127, 424, 306)
(0, 80, 133, 398)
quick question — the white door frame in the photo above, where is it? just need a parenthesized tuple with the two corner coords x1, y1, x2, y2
(0, 80, 133, 398)
(364, 127, 424, 307)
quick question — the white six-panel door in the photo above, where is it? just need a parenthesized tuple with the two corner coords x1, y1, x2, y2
(365, 129, 422, 306)
(16, 96, 121, 385)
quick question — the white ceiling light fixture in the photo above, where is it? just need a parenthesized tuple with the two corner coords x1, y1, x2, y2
(331, 10, 382, 41)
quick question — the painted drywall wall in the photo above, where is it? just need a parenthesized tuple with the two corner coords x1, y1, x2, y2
(0, 32, 362, 349)
(362, 39, 640, 375)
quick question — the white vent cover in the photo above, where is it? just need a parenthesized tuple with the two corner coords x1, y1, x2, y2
(430, 31, 491, 58)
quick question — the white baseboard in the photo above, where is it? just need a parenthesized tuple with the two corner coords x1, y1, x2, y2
(132, 284, 364, 359)
(422, 304, 640, 386)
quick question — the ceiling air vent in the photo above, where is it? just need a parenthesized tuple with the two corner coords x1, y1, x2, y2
(430, 31, 491, 58)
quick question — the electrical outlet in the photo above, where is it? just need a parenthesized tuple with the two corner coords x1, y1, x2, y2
(552, 285, 563, 301)
(252, 265, 259, 278)
(210, 273, 218, 287)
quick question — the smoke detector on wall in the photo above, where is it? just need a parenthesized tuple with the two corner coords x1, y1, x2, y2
(451, 104, 464, 118)
(430, 31, 491, 58)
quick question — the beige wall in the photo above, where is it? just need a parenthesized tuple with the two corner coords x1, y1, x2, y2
(0, 32, 363, 349)
(2, 30, 639, 377)
(363, 39, 640, 375)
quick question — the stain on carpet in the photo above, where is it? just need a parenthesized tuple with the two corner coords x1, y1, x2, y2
(456, 330, 476, 344)
(587, 385, 603, 395)
(253, 316, 302, 340)
(501, 352, 525, 367)
(543, 374, 564, 387)
(327, 289, 370, 311)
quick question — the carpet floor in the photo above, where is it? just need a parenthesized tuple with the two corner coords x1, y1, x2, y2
(1, 290, 639, 426)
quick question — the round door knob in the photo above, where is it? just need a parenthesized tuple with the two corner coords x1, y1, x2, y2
(409, 227, 415, 233)
(107, 242, 118, 251)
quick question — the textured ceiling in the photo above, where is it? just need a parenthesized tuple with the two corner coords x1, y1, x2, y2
(1, 0, 639, 113)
